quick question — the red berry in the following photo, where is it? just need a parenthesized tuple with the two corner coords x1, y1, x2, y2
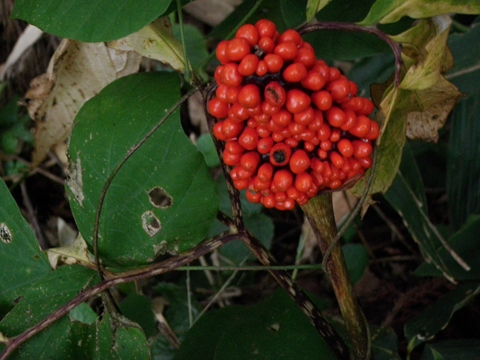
(269, 142, 292, 167)
(236, 24, 259, 46)
(301, 71, 326, 91)
(326, 107, 346, 128)
(274, 42, 297, 61)
(257, 137, 274, 154)
(208, 98, 229, 118)
(255, 19, 277, 38)
(327, 78, 351, 102)
(272, 109, 292, 127)
(225, 140, 245, 155)
(238, 127, 259, 150)
(283, 63, 308, 82)
(294, 47, 316, 69)
(238, 54, 260, 76)
(295, 172, 314, 193)
(337, 139, 354, 158)
(257, 163, 274, 182)
(223, 151, 242, 166)
(258, 36, 275, 54)
(221, 63, 243, 87)
(289, 149, 311, 174)
(246, 189, 261, 203)
(352, 140, 373, 158)
(365, 121, 380, 140)
(279, 29, 302, 46)
(264, 82, 286, 107)
(216, 40, 230, 64)
(272, 169, 293, 192)
(261, 193, 276, 208)
(286, 89, 311, 113)
(238, 84, 261, 108)
(221, 118, 244, 138)
(311, 90, 333, 111)
(226, 37, 251, 62)
(349, 115, 371, 138)
(264, 54, 284, 73)
(240, 151, 261, 171)
(256, 60, 268, 76)
(330, 151, 345, 169)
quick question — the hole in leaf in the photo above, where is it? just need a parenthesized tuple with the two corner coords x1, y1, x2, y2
(141, 211, 161, 237)
(0, 223, 12, 244)
(148, 187, 173, 209)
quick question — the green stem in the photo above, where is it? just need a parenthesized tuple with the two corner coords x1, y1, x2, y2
(302, 193, 371, 360)
(176, 0, 191, 82)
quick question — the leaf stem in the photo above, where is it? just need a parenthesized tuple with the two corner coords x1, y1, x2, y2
(297, 21, 403, 88)
(302, 193, 371, 359)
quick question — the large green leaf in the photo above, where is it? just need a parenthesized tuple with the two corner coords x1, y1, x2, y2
(446, 94, 480, 230)
(360, 0, 480, 25)
(415, 215, 480, 280)
(0, 179, 52, 317)
(0, 265, 98, 336)
(385, 144, 459, 282)
(67, 72, 219, 267)
(421, 339, 480, 360)
(304, 0, 391, 61)
(69, 312, 151, 359)
(176, 289, 338, 360)
(11, 0, 173, 42)
(404, 282, 480, 353)
(447, 22, 480, 96)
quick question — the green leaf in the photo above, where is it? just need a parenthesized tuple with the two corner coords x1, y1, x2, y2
(281, 0, 308, 28)
(12, 0, 173, 42)
(342, 244, 368, 284)
(70, 312, 151, 359)
(404, 282, 480, 353)
(414, 215, 480, 280)
(119, 294, 157, 338)
(0, 179, 52, 317)
(196, 134, 220, 168)
(303, 0, 390, 61)
(67, 72, 219, 267)
(0, 265, 98, 336)
(421, 339, 480, 360)
(372, 327, 402, 360)
(384, 145, 459, 282)
(447, 22, 480, 96)
(173, 24, 209, 73)
(176, 289, 338, 360)
(446, 94, 480, 230)
(69, 302, 97, 325)
(360, 0, 480, 25)
(306, 0, 331, 22)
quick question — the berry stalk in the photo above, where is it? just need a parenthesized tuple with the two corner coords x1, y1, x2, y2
(302, 193, 371, 360)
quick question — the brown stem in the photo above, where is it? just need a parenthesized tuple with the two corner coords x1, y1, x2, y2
(302, 193, 370, 359)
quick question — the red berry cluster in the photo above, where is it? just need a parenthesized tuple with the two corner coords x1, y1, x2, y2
(208, 19, 379, 210)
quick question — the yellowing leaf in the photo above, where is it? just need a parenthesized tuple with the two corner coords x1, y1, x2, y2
(306, 0, 333, 22)
(26, 40, 141, 167)
(352, 16, 461, 207)
(360, 0, 480, 25)
(108, 17, 185, 73)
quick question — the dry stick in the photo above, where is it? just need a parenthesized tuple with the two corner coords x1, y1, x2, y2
(0, 234, 236, 360)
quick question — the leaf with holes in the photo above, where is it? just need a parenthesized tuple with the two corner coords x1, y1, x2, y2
(11, 0, 174, 42)
(67, 72, 219, 267)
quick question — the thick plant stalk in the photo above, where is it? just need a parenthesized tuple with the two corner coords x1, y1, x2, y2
(302, 193, 370, 360)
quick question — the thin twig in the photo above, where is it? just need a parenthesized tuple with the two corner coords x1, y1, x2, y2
(20, 181, 48, 249)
